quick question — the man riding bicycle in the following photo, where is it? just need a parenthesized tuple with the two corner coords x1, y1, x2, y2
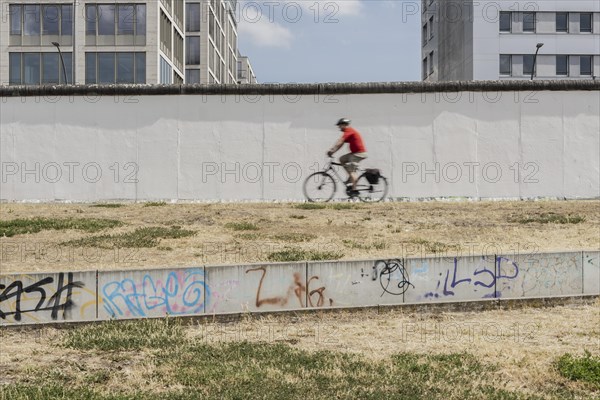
(327, 118, 367, 195)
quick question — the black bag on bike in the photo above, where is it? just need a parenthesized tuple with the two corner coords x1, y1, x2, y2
(365, 169, 381, 184)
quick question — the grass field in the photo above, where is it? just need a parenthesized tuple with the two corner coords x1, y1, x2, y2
(1, 200, 598, 399)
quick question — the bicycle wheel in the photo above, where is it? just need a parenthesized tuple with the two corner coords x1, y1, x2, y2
(303, 172, 336, 202)
(356, 173, 388, 202)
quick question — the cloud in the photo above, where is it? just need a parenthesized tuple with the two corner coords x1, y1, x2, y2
(238, 18, 293, 48)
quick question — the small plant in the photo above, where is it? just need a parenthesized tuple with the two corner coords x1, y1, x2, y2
(294, 203, 327, 210)
(0, 217, 123, 237)
(157, 246, 173, 251)
(267, 248, 343, 262)
(330, 203, 359, 210)
(225, 222, 259, 231)
(61, 226, 196, 249)
(556, 350, 600, 388)
(270, 233, 316, 242)
(143, 201, 167, 207)
(509, 213, 586, 224)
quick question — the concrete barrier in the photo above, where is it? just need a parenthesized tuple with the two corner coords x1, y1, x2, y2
(1, 250, 598, 326)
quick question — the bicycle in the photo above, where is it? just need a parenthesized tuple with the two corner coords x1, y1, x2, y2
(303, 157, 389, 202)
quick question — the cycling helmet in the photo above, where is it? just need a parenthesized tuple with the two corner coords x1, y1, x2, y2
(336, 118, 351, 126)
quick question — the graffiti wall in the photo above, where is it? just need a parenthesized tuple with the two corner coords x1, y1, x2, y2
(0, 251, 598, 326)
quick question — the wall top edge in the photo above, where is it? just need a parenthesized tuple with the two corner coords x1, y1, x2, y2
(1, 80, 599, 97)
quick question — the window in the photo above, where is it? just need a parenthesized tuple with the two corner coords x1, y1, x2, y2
(523, 12, 535, 32)
(580, 56, 593, 76)
(186, 36, 200, 64)
(160, 11, 172, 56)
(186, 3, 201, 32)
(42, 5, 60, 35)
(523, 54, 535, 76)
(85, 4, 146, 44)
(186, 69, 200, 84)
(160, 56, 172, 84)
(85, 52, 146, 84)
(9, 5, 21, 35)
(422, 58, 428, 80)
(500, 12, 511, 32)
(580, 13, 592, 33)
(422, 24, 427, 46)
(9, 52, 72, 85)
(556, 12, 568, 32)
(429, 51, 434, 75)
(429, 16, 434, 39)
(24, 5, 41, 35)
(500, 55, 512, 76)
(9, 4, 73, 45)
(556, 55, 569, 76)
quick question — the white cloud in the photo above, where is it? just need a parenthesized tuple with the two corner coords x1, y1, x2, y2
(288, 0, 363, 16)
(238, 18, 293, 48)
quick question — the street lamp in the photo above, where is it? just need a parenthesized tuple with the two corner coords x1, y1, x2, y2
(530, 42, 544, 80)
(51, 41, 68, 84)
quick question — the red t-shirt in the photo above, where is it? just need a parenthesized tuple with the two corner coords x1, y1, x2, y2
(342, 127, 366, 153)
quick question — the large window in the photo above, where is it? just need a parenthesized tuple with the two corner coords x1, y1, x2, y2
(85, 4, 146, 45)
(186, 69, 200, 84)
(9, 52, 72, 85)
(422, 58, 428, 80)
(186, 36, 201, 65)
(429, 16, 434, 39)
(85, 52, 146, 84)
(186, 3, 201, 32)
(523, 12, 536, 32)
(428, 51, 434, 75)
(9, 4, 73, 46)
(580, 56, 593, 76)
(422, 24, 427, 46)
(556, 12, 568, 32)
(500, 55, 512, 76)
(556, 55, 569, 76)
(523, 54, 535, 76)
(160, 56, 173, 84)
(500, 12, 511, 32)
(580, 13, 592, 33)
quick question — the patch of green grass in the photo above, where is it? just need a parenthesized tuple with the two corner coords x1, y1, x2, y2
(267, 248, 343, 262)
(556, 350, 600, 388)
(342, 239, 371, 250)
(294, 203, 327, 210)
(64, 318, 186, 351)
(90, 204, 124, 208)
(143, 201, 167, 207)
(225, 222, 259, 231)
(61, 226, 196, 249)
(509, 213, 586, 224)
(404, 238, 460, 254)
(235, 232, 263, 240)
(289, 215, 306, 219)
(0, 217, 123, 237)
(270, 233, 317, 242)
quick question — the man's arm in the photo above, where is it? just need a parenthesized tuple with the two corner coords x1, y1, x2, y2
(327, 137, 345, 157)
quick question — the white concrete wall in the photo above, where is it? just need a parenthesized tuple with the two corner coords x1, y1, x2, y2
(1, 250, 597, 325)
(1, 89, 598, 201)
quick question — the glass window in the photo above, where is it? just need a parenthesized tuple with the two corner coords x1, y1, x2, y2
(429, 16, 434, 38)
(98, 53, 115, 83)
(10, 5, 22, 35)
(580, 13, 592, 33)
(24, 5, 41, 35)
(523, 54, 534, 76)
(556, 55, 568, 76)
(98, 5, 115, 35)
(580, 56, 592, 75)
(117, 53, 134, 83)
(135, 53, 146, 84)
(500, 12, 511, 32)
(422, 25, 427, 46)
(62, 5, 72, 35)
(118, 5, 135, 35)
(86, 5, 97, 35)
(42, 52, 59, 83)
(186, 36, 200, 64)
(9, 54, 21, 84)
(429, 51, 434, 75)
(62, 53, 72, 84)
(186, 3, 201, 32)
(422, 58, 427, 79)
(523, 12, 535, 32)
(42, 5, 60, 35)
(136, 5, 146, 36)
(85, 53, 96, 84)
(500, 55, 512, 75)
(23, 53, 40, 85)
(556, 12, 568, 32)
(186, 69, 201, 84)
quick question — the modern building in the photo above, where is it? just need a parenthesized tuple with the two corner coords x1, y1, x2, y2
(0, 0, 255, 85)
(422, 0, 600, 81)
(236, 53, 256, 84)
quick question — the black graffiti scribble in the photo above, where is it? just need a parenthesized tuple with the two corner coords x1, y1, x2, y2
(376, 259, 414, 297)
(0, 272, 84, 321)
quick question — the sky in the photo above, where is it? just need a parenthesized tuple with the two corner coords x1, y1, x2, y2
(236, 0, 422, 83)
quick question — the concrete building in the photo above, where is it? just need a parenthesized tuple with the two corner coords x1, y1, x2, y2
(422, 0, 600, 81)
(236, 53, 256, 84)
(1, 0, 255, 85)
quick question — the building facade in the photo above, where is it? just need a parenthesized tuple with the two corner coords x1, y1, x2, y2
(422, 0, 600, 81)
(1, 0, 255, 85)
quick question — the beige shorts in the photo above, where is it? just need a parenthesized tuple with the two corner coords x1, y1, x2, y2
(339, 152, 367, 172)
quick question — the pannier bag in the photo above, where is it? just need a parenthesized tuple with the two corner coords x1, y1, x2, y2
(365, 169, 381, 184)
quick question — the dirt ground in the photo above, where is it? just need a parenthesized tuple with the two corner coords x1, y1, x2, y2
(0, 200, 598, 274)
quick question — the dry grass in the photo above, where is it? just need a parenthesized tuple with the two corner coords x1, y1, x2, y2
(0, 200, 598, 273)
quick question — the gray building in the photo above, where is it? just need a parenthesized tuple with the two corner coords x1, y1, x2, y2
(1, 0, 255, 85)
(422, 0, 600, 81)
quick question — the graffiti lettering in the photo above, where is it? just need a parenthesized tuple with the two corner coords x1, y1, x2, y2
(373, 259, 414, 297)
(0, 272, 84, 321)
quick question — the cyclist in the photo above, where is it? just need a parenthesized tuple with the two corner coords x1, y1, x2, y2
(327, 118, 367, 194)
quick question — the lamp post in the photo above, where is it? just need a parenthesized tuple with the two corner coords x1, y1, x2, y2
(530, 42, 544, 80)
(51, 41, 68, 84)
